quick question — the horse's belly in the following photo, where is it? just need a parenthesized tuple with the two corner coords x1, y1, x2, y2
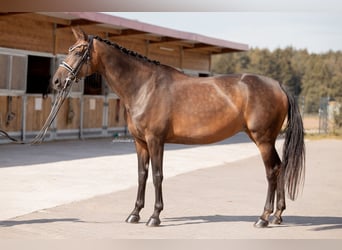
(167, 111, 243, 144)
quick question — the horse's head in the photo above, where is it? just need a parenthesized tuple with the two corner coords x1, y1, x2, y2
(52, 27, 96, 91)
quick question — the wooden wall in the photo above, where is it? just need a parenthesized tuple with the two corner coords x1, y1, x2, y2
(25, 96, 51, 131)
(149, 44, 181, 69)
(183, 50, 210, 72)
(108, 98, 126, 128)
(0, 96, 22, 132)
(0, 14, 54, 53)
(112, 37, 147, 56)
(56, 97, 81, 130)
(82, 96, 104, 129)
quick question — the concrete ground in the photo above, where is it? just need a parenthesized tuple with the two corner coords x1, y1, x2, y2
(0, 134, 341, 239)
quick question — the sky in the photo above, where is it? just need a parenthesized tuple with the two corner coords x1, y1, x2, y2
(108, 12, 342, 54)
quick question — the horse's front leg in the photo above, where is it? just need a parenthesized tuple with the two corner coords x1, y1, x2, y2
(146, 137, 164, 227)
(126, 139, 150, 224)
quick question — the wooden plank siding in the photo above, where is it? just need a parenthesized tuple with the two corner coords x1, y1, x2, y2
(183, 50, 211, 72)
(0, 96, 22, 132)
(0, 14, 55, 53)
(82, 96, 104, 129)
(107, 97, 126, 128)
(56, 97, 81, 130)
(25, 96, 52, 131)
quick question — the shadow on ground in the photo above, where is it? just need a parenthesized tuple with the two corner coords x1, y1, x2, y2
(0, 133, 252, 168)
(163, 214, 342, 231)
(0, 218, 84, 227)
(1, 214, 341, 232)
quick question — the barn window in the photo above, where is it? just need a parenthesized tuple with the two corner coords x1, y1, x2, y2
(26, 55, 52, 94)
(0, 54, 10, 89)
(84, 73, 102, 95)
(12, 56, 27, 90)
(0, 53, 26, 91)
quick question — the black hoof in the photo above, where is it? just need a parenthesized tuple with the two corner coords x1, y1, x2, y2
(271, 216, 283, 225)
(146, 217, 161, 227)
(125, 214, 140, 224)
(254, 218, 269, 228)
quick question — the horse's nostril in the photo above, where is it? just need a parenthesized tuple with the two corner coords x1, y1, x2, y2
(54, 78, 59, 84)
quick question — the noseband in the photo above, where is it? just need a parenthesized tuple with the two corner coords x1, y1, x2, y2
(59, 35, 94, 84)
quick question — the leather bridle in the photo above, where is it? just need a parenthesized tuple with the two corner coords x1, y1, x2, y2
(59, 35, 94, 85)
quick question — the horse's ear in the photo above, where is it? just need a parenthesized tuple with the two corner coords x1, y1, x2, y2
(71, 27, 88, 41)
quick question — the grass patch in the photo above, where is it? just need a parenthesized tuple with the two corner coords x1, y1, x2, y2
(305, 129, 342, 140)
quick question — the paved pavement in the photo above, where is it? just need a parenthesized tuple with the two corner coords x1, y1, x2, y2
(0, 134, 341, 239)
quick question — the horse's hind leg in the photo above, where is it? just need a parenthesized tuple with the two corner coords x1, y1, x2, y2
(253, 141, 283, 228)
(272, 165, 286, 224)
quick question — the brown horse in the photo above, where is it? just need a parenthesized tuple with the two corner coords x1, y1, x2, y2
(53, 28, 305, 228)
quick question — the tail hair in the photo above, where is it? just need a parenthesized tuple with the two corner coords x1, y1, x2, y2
(282, 91, 306, 200)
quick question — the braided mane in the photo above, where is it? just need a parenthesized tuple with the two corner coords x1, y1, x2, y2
(94, 36, 160, 65)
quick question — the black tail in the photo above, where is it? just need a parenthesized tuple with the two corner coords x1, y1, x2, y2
(282, 91, 306, 200)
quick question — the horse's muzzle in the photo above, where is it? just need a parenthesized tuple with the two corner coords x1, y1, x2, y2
(52, 76, 62, 91)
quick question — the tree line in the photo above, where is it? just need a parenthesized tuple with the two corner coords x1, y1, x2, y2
(212, 47, 342, 114)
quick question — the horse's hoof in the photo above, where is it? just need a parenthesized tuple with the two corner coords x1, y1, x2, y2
(125, 214, 140, 224)
(254, 218, 269, 228)
(146, 217, 161, 227)
(271, 216, 283, 225)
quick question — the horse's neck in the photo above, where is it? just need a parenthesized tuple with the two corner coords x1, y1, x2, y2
(96, 43, 154, 105)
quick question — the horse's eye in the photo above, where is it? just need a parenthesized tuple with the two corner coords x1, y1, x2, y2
(75, 51, 83, 56)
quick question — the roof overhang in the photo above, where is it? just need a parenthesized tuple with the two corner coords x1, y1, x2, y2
(34, 12, 249, 54)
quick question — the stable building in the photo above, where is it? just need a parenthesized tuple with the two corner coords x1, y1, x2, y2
(0, 12, 248, 143)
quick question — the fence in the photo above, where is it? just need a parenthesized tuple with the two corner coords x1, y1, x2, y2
(301, 96, 342, 134)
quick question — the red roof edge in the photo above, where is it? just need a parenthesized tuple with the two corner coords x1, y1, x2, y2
(65, 12, 249, 52)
